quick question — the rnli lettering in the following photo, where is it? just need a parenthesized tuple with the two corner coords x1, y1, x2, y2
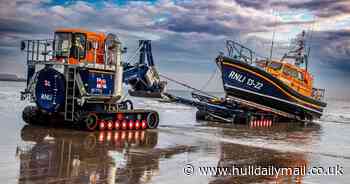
(41, 94, 53, 101)
(228, 71, 246, 83)
(228, 71, 264, 90)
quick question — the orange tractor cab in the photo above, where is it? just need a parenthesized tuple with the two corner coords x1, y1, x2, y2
(54, 28, 110, 65)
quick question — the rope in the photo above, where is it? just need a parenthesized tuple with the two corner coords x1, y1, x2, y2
(159, 73, 217, 98)
(199, 67, 218, 91)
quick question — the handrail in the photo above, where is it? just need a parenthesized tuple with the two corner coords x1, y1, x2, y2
(225, 40, 270, 70)
(312, 88, 325, 101)
(226, 40, 255, 64)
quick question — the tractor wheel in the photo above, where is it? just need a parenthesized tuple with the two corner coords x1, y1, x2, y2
(146, 112, 159, 129)
(84, 113, 99, 131)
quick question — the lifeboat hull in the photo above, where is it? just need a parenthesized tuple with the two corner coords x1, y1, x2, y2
(217, 56, 327, 120)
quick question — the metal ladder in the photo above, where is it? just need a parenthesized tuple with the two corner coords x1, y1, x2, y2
(64, 67, 76, 121)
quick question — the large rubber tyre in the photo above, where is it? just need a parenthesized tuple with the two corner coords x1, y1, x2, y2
(22, 106, 36, 124)
(146, 112, 159, 129)
(22, 106, 47, 125)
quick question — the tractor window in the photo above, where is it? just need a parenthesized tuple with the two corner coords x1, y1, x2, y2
(54, 32, 72, 57)
(71, 33, 86, 60)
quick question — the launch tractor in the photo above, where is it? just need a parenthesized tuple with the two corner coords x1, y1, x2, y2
(20, 29, 162, 131)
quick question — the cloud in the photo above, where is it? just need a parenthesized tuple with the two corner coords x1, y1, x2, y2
(307, 29, 350, 72)
(273, 0, 350, 18)
(235, 0, 350, 19)
(0, 0, 349, 97)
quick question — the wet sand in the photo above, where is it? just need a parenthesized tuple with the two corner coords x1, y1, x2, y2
(1, 81, 349, 183)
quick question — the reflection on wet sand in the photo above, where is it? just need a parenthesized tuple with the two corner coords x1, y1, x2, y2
(16, 125, 196, 184)
(208, 122, 322, 184)
(208, 143, 307, 184)
(15, 121, 322, 184)
(203, 121, 321, 144)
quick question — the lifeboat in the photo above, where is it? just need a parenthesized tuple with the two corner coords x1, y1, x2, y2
(216, 32, 327, 120)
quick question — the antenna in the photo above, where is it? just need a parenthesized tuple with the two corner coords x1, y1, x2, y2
(269, 9, 278, 61)
(305, 18, 316, 71)
(269, 31, 275, 61)
(306, 47, 310, 71)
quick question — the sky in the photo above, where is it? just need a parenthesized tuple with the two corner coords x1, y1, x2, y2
(1, 0, 350, 99)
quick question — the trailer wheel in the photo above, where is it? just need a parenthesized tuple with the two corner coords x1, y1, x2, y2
(84, 113, 98, 131)
(146, 112, 159, 129)
(196, 110, 207, 121)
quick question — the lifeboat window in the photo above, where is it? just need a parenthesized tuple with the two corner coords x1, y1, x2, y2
(297, 72, 304, 81)
(268, 62, 282, 71)
(283, 66, 298, 79)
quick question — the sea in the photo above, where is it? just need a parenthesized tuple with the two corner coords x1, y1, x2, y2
(0, 81, 349, 184)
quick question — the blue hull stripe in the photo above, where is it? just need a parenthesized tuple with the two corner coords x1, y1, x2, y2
(224, 84, 322, 114)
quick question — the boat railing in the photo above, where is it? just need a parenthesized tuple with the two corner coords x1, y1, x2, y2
(226, 40, 255, 65)
(312, 88, 325, 101)
(226, 40, 270, 69)
(20, 39, 115, 70)
(21, 39, 55, 64)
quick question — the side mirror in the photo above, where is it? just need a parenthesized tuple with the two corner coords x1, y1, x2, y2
(20, 41, 26, 51)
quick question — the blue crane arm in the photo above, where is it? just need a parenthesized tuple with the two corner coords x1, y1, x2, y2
(122, 40, 166, 96)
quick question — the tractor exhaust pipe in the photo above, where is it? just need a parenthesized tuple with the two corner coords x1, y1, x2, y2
(114, 39, 123, 99)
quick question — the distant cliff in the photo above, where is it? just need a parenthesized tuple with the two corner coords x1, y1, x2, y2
(0, 73, 26, 82)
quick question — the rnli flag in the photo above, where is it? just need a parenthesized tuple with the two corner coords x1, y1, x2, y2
(44, 80, 51, 87)
(96, 78, 107, 89)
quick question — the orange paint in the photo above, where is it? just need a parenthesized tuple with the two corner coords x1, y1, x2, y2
(55, 28, 106, 64)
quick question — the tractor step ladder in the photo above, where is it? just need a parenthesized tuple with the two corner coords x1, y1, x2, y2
(64, 67, 76, 121)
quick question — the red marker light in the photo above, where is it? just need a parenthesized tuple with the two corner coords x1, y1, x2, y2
(115, 120, 120, 130)
(135, 120, 140, 129)
(122, 120, 127, 130)
(141, 120, 147, 129)
(99, 120, 106, 130)
(129, 120, 134, 130)
(107, 120, 114, 130)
